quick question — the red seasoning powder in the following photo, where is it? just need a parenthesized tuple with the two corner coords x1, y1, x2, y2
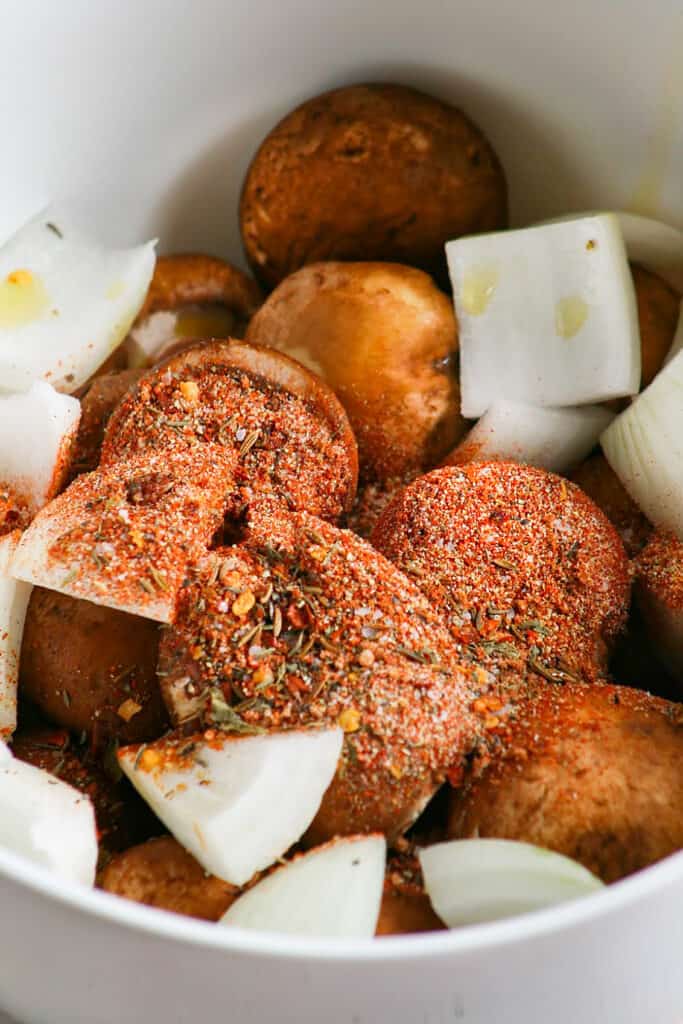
(347, 474, 415, 540)
(570, 453, 652, 557)
(101, 340, 358, 523)
(0, 486, 31, 536)
(446, 681, 683, 882)
(634, 531, 683, 678)
(372, 462, 631, 688)
(33, 446, 236, 622)
(635, 531, 683, 614)
(157, 503, 482, 842)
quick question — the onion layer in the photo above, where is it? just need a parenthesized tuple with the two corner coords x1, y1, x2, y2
(602, 349, 683, 539)
(419, 838, 603, 927)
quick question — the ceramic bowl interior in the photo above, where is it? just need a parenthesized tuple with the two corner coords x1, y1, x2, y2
(1, 0, 682, 985)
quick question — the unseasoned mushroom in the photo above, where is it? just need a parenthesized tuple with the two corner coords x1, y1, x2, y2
(158, 503, 481, 843)
(631, 262, 681, 391)
(240, 83, 507, 289)
(99, 836, 238, 920)
(246, 262, 466, 481)
(126, 254, 263, 366)
(372, 462, 631, 685)
(447, 683, 683, 882)
(20, 588, 167, 745)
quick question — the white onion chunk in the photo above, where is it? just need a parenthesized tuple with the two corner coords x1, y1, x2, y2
(448, 215, 641, 417)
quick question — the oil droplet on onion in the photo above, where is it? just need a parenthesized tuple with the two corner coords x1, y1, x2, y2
(0, 269, 50, 328)
(461, 266, 499, 315)
(555, 295, 589, 339)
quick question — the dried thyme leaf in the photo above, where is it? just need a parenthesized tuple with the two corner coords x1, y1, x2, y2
(479, 640, 521, 660)
(491, 557, 518, 571)
(209, 689, 265, 735)
(150, 568, 169, 591)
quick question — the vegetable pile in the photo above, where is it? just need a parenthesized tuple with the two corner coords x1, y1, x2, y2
(0, 81, 681, 939)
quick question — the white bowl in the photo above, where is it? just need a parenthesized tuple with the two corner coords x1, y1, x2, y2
(3, 1, 683, 1021)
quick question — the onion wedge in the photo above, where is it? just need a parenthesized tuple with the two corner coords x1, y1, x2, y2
(0, 739, 97, 885)
(664, 300, 683, 366)
(447, 214, 640, 418)
(0, 207, 155, 393)
(601, 349, 683, 538)
(539, 211, 683, 292)
(119, 727, 343, 886)
(447, 400, 613, 474)
(0, 381, 80, 513)
(221, 835, 386, 938)
(419, 838, 603, 927)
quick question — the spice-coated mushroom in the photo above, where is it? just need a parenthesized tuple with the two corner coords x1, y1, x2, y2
(447, 682, 683, 882)
(372, 462, 631, 686)
(634, 531, 683, 685)
(13, 340, 358, 623)
(157, 502, 482, 843)
(240, 83, 508, 290)
(102, 339, 358, 521)
(68, 369, 144, 480)
(246, 262, 466, 482)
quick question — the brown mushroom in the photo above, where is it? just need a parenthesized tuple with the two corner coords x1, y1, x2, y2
(632, 262, 681, 391)
(102, 338, 359, 521)
(447, 683, 683, 883)
(570, 452, 651, 557)
(98, 836, 238, 920)
(246, 262, 466, 481)
(372, 462, 630, 686)
(240, 83, 507, 290)
(157, 503, 481, 843)
(127, 254, 263, 365)
(19, 588, 167, 745)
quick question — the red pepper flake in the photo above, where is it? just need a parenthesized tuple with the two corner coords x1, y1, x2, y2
(232, 590, 256, 617)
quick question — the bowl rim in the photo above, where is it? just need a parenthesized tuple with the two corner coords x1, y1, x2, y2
(1, 843, 681, 961)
